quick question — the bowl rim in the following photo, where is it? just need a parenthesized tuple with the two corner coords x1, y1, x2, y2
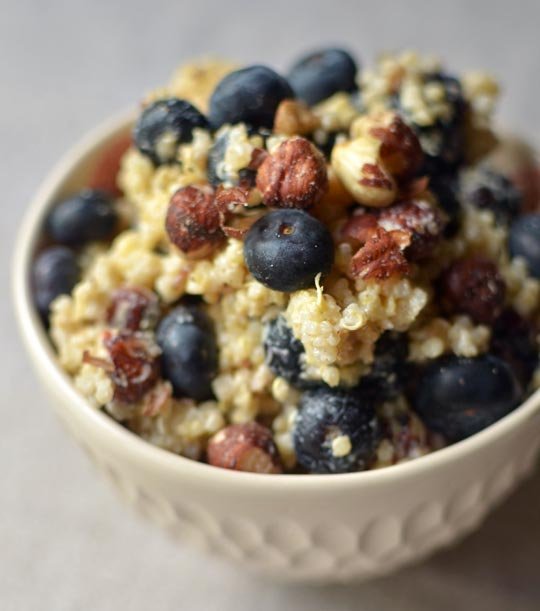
(12, 109, 540, 490)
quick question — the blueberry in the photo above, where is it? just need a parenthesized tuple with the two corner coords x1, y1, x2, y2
(244, 209, 334, 292)
(33, 246, 79, 320)
(134, 98, 208, 165)
(288, 48, 358, 106)
(490, 309, 539, 387)
(509, 213, 540, 278)
(462, 167, 522, 224)
(45, 189, 117, 245)
(293, 387, 380, 473)
(264, 316, 310, 387)
(209, 66, 293, 130)
(395, 73, 466, 172)
(156, 305, 218, 401)
(412, 354, 522, 441)
(356, 331, 409, 401)
(429, 172, 461, 236)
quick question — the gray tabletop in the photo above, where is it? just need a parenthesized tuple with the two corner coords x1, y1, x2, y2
(2, 1, 540, 609)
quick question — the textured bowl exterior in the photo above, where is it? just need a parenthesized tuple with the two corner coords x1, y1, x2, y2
(13, 113, 540, 583)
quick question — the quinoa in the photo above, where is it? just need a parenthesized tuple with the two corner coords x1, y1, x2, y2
(44, 50, 540, 474)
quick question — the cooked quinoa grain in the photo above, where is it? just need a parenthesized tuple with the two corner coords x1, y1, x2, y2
(41, 49, 540, 474)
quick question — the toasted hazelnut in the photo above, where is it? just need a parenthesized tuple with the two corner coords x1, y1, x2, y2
(331, 137, 397, 207)
(352, 111, 423, 179)
(166, 185, 224, 257)
(341, 209, 380, 244)
(207, 422, 283, 474)
(378, 198, 447, 261)
(273, 99, 320, 136)
(332, 111, 423, 208)
(350, 227, 410, 280)
(439, 256, 506, 324)
(256, 137, 328, 209)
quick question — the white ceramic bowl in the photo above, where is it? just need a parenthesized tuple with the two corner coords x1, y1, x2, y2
(12, 113, 540, 584)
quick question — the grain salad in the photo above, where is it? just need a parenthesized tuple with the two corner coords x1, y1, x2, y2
(33, 48, 540, 474)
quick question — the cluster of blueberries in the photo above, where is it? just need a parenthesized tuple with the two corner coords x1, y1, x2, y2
(33, 48, 540, 473)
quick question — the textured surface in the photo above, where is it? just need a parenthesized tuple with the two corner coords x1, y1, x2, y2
(59, 401, 540, 583)
(3, 0, 540, 609)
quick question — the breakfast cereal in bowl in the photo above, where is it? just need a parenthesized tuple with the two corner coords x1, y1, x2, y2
(33, 49, 540, 475)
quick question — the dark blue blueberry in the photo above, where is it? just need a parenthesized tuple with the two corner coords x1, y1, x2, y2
(287, 48, 358, 106)
(264, 316, 311, 388)
(45, 189, 117, 245)
(156, 304, 218, 401)
(412, 354, 522, 441)
(490, 309, 538, 388)
(33, 246, 80, 320)
(462, 167, 522, 224)
(293, 387, 380, 473)
(244, 209, 334, 292)
(509, 213, 540, 278)
(394, 73, 466, 172)
(134, 98, 208, 165)
(429, 172, 461, 236)
(209, 66, 293, 130)
(356, 331, 409, 401)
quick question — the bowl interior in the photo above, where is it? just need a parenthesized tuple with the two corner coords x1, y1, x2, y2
(12, 111, 540, 488)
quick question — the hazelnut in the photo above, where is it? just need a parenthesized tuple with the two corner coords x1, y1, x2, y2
(378, 198, 447, 261)
(350, 227, 410, 280)
(165, 185, 224, 257)
(341, 209, 380, 244)
(332, 111, 423, 208)
(331, 136, 397, 207)
(256, 137, 328, 209)
(207, 422, 283, 474)
(273, 99, 320, 136)
(439, 256, 506, 324)
(353, 111, 423, 179)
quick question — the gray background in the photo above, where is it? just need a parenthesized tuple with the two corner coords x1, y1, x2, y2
(2, 1, 540, 609)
